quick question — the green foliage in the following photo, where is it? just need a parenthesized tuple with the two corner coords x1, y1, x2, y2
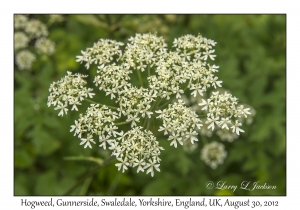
(14, 14, 286, 195)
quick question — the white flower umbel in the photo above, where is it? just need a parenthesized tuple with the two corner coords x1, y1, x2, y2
(216, 129, 239, 142)
(156, 100, 202, 148)
(76, 39, 124, 69)
(35, 37, 55, 55)
(48, 14, 64, 25)
(70, 104, 120, 148)
(14, 15, 56, 70)
(187, 89, 255, 143)
(111, 127, 164, 176)
(16, 50, 36, 70)
(14, 32, 29, 50)
(182, 140, 198, 153)
(47, 71, 95, 115)
(198, 91, 251, 135)
(48, 33, 252, 176)
(14, 15, 28, 30)
(24, 19, 48, 39)
(201, 141, 227, 169)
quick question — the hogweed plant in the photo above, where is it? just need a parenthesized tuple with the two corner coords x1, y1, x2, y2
(14, 15, 56, 70)
(47, 33, 253, 176)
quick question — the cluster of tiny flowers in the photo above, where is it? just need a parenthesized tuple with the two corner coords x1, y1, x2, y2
(47, 71, 95, 116)
(48, 14, 65, 25)
(198, 91, 251, 135)
(112, 127, 164, 176)
(216, 129, 239, 142)
(48, 33, 252, 175)
(156, 100, 202, 148)
(24, 19, 48, 39)
(185, 89, 255, 143)
(215, 104, 255, 142)
(14, 32, 30, 50)
(201, 141, 227, 169)
(76, 39, 124, 69)
(182, 140, 198, 153)
(177, 90, 255, 168)
(15, 50, 36, 70)
(126, 16, 170, 38)
(35, 37, 55, 55)
(14, 15, 55, 70)
(70, 104, 119, 149)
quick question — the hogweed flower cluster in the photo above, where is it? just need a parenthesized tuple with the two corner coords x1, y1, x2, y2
(48, 14, 65, 25)
(200, 141, 227, 169)
(48, 33, 252, 175)
(156, 100, 202, 148)
(14, 15, 55, 70)
(47, 71, 94, 115)
(198, 91, 251, 135)
(180, 89, 255, 168)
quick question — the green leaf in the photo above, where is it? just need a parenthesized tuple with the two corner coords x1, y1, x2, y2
(30, 127, 61, 156)
(14, 149, 34, 169)
(34, 171, 77, 195)
(15, 173, 30, 195)
(142, 176, 172, 195)
(72, 15, 107, 28)
(242, 158, 259, 172)
(34, 171, 57, 195)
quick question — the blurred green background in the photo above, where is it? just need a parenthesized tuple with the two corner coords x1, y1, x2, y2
(14, 14, 286, 196)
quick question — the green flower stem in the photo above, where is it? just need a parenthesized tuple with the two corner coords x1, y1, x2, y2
(158, 97, 175, 110)
(115, 121, 131, 126)
(136, 70, 143, 87)
(144, 98, 163, 130)
(64, 156, 104, 165)
(107, 171, 123, 195)
(142, 117, 148, 129)
(148, 65, 151, 77)
(150, 97, 161, 111)
(146, 117, 151, 130)
(155, 98, 163, 109)
(63, 156, 114, 196)
(79, 177, 93, 196)
(84, 98, 118, 110)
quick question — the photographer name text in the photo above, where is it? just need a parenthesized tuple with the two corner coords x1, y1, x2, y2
(206, 181, 277, 193)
